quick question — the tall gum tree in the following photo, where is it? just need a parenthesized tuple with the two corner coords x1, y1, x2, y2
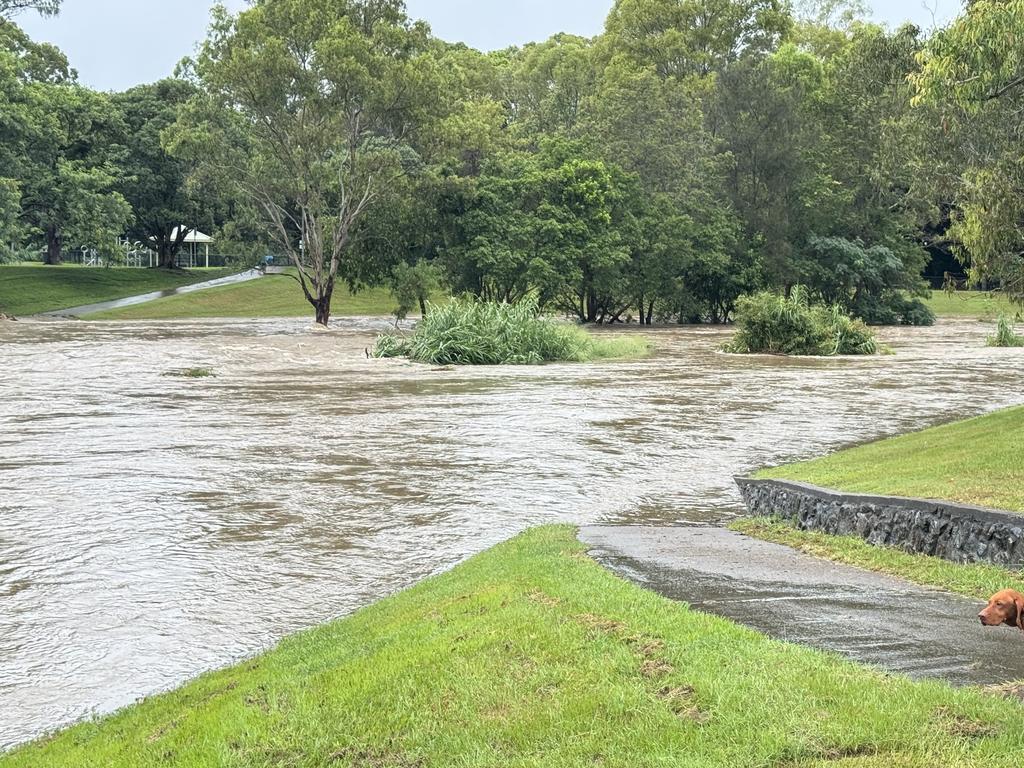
(174, 0, 441, 325)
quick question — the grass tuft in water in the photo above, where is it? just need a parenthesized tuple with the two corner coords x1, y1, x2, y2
(162, 367, 216, 379)
(987, 316, 1024, 348)
(372, 297, 649, 365)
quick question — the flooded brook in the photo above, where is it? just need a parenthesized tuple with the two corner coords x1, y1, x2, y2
(0, 317, 1022, 748)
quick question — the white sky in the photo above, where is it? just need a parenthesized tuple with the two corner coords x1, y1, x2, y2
(17, 0, 964, 92)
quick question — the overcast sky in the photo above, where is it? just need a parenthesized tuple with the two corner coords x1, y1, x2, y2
(17, 0, 964, 92)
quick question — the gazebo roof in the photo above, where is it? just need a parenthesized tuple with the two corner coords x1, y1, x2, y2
(169, 227, 214, 244)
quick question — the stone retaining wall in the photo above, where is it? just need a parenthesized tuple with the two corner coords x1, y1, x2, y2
(736, 478, 1024, 567)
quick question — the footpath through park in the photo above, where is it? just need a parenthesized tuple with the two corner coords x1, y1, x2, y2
(581, 524, 1024, 686)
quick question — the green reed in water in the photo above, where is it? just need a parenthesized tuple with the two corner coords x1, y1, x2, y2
(373, 297, 649, 365)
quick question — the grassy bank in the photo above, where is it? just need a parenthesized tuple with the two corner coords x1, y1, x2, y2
(926, 290, 1019, 320)
(755, 405, 1024, 513)
(88, 272, 399, 320)
(732, 518, 1024, 600)
(0, 265, 236, 316)
(6, 526, 1024, 768)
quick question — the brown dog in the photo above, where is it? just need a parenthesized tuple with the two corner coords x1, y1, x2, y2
(979, 589, 1024, 630)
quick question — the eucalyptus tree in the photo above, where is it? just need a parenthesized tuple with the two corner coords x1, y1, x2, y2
(912, 0, 1024, 303)
(176, 0, 442, 325)
(0, 0, 60, 18)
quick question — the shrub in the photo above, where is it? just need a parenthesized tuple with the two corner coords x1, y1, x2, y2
(856, 293, 936, 327)
(987, 316, 1024, 348)
(372, 297, 649, 365)
(726, 288, 881, 356)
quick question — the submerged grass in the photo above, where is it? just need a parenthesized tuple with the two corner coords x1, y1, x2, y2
(373, 297, 650, 365)
(755, 405, 1024, 513)
(6, 525, 1024, 768)
(731, 518, 1024, 600)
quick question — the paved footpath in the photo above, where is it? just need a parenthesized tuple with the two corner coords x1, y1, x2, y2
(43, 268, 265, 317)
(580, 525, 1024, 686)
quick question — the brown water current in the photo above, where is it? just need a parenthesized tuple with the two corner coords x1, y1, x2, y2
(0, 317, 1022, 748)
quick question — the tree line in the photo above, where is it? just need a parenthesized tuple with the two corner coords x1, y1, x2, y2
(1, 0, 1022, 326)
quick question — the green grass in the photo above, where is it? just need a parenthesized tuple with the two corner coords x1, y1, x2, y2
(88, 272, 400, 320)
(755, 405, 1024, 513)
(374, 297, 651, 365)
(6, 525, 1024, 768)
(925, 291, 1020, 321)
(0, 265, 236, 316)
(731, 519, 1024, 601)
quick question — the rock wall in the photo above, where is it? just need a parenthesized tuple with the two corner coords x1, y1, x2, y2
(736, 478, 1024, 567)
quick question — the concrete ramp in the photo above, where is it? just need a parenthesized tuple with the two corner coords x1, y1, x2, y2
(580, 525, 1024, 686)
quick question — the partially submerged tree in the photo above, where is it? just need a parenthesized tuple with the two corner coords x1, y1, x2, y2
(176, 0, 441, 325)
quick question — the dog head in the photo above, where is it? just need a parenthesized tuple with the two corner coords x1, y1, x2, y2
(979, 589, 1024, 630)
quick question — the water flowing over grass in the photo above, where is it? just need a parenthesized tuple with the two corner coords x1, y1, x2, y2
(6, 526, 1024, 768)
(725, 288, 880, 356)
(755, 405, 1024, 513)
(373, 298, 650, 365)
(987, 316, 1024, 347)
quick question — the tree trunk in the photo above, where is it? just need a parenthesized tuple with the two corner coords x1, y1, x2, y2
(45, 225, 62, 265)
(313, 283, 334, 327)
(418, 296, 427, 317)
(646, 301, 654, 325)
(158, 241, 177, 270)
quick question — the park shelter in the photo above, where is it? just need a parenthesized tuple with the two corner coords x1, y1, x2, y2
(169, 228, 215, 268)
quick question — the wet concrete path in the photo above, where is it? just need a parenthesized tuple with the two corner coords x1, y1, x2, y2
(42, 268, 264, 317)
(580, 525, 1024, 686)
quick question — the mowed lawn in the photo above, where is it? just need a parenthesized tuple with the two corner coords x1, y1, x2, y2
(756, 405, 1024, 513)
(926, 290, 1020, 320)
(87, 272, 399, 320)
(0, 264, 236, 316)
(5, 526, 1024, 768)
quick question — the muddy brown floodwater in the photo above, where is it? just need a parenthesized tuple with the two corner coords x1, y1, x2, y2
(0, 317, 1022, 749)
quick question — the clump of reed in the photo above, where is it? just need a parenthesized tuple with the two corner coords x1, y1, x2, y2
(725, 287, 880, 356)
(372, 297, 649, 365)
(986, 316, 1024, 348)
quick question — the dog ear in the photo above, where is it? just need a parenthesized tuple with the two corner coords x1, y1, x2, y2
(1015, 594, 1024, 631)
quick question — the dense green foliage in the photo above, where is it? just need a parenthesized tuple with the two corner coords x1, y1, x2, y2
(7, 525, 1024, 768)
(373, 297, 649, 364)
(725, 288, 879, 355)
(757, 405, 1024, 513)
(3, 0, 1023, 322)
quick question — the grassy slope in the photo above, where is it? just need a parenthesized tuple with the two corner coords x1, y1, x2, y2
(0, 265, 235, 316)
(87, 273, 398, 320)
(6, 526, 1024, 768)
(755, 406, 1024, 513)
(925, 291, 1020, 320)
